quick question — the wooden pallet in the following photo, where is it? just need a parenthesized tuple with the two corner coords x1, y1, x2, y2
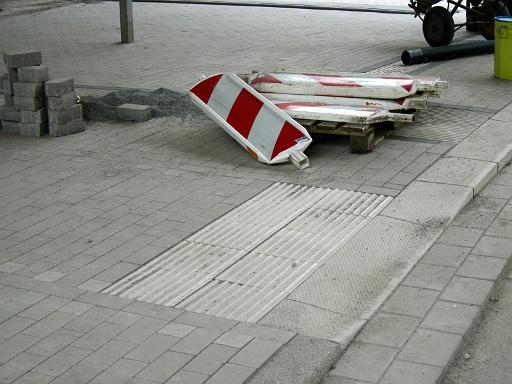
(296, 119, 390, 153)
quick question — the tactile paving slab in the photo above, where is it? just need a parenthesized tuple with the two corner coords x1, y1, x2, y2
(287, 216, 441, 321)
(392, 105, 492, 143)
(104, 183, 392, 322)
(417, 157, 496, 194)
(381, 181, 472, 226)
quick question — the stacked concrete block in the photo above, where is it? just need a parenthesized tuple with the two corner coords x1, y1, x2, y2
(45, 78, 83, 136)
(0, 105, 21, 133)
(117, 103, 152, 122)
(2, 51, 49, 136)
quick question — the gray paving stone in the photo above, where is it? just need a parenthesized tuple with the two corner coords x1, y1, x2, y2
(117, 104, 152, 122)
(486, 218, 512, 239)
(0, 316, 36, 339)
(480, 183, 512, 199)
(13, 82, 44, 98)
(472, 236, 512, 258)
(397, 328, 462, 367)
(165, 370, 208, 384)
(90, 358, 147, 384)
(229, 338, 285, 369)
(403, 263, 456, 291)
(123, 301, 183, 321)
(46, 92, 76, 110)
(48, 361, 103, 384)
(0, 287, 47, 305)
(437, 226, 484, 248)
(184, 343, 239, 375)
(64, 306, 117, 333)
(330, 341, 398, 382)
(22, 311, 75, 338)
(447, 119, 512, 169)
(229, 323, 295, 344)
(126, 333, 180, 363)
(27, 327, 83, 357)
(136, 351, 193, 383)
(108, 311, 143, 326)
(0, 262, 25, 273)
(33, 271, 65, 283)
(451, 209, 497, 229)
(72, 322, 127, 350)
(17, 66, 49, 83)
(215, 332, 254, 348)
(77, 279, 110, 292)
(0, 334, 40, 364)
(204, 363, 255, 384)
(174, 312, 237, 332)
(11, 372, 53, 384)
(441, 276, 494, 305)
(47, 104, 82, 124)
(381, 181, 472, 226)
(421, 300, 479, 335)
(498, 204, 512, 220)
(0, 301, 31, 324)
(57, 301, 94, 316)
(33, 282, 85, 299)
(13, 96, 43, 112)
(357, 313, 420, 348)
(115, 316, 168, 344)
(0, 361, 27, 384)
(417, 157, 496, 195)
(18, 296, 70, 320)
(159, 322, 196, 338)
(382, 286, 439, 318)
(170, 327, 224, 355)
(44, 78, 74, 97)
(380, 360, 443, 384)
(80, 339, 137, 371)
(3, 51, 42, 68)
(457, 254, 508, 280)
(32, 345, 91, 377)
(75, 291, 132, 310)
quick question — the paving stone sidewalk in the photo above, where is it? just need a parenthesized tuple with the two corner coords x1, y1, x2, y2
(2, 2, 512, 383)
(325, 164, 512, 384)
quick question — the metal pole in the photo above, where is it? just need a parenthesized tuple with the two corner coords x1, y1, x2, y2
(119, 0, 134, 43)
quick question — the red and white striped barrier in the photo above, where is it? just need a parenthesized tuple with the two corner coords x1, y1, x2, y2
(190, 74, 312, 169)
(273, 102, 414, 124)
(249, 72, 429, 99)
(263, 93, 429, 111)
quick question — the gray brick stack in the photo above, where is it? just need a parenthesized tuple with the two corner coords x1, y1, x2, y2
(45, 78, 84, 137)
(1, 50, 83, 137)
(2, 51, 48, 136)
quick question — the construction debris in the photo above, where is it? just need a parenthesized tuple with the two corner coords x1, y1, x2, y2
(191, 71, 448, 165)
(0, 51, 83, 137)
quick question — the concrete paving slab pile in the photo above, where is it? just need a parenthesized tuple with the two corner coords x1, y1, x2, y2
(45, 78, 83, 137)
(1, 51, 47, 136)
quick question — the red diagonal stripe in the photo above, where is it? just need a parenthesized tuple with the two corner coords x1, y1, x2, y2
(226, 88, 264, 139)
(250, 73, 283, 85)
(305, 74, 362, 87)
(190, 74, 223, 104)
(400, 81, 414, 92)
(271, 121, 307, 160)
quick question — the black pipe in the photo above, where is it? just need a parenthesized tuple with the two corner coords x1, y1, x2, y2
(401, 40, 494, 65)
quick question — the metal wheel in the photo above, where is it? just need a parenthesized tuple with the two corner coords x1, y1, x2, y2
(423, 6, 455, 46)
(480, 0, 510, 40)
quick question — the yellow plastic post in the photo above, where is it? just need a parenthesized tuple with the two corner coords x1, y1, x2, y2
(495, 16, 512, 80)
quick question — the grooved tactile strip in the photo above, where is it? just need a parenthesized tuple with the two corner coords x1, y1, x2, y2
(103, 183, 392, 322)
